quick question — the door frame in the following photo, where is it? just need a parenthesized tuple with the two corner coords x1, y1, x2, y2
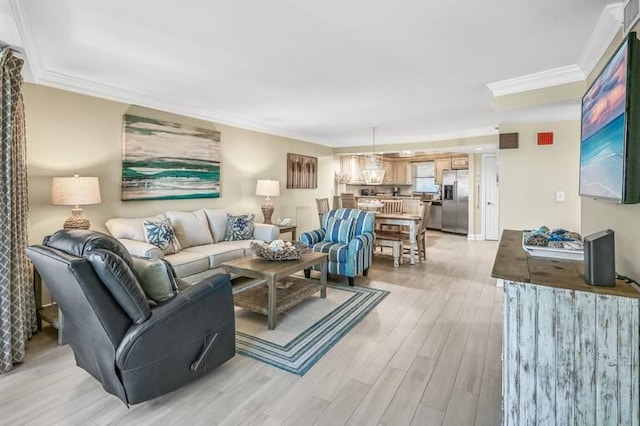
(481, 153, 499, 240)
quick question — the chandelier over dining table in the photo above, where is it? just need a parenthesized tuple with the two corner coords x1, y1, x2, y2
(362, 126, 385, 185)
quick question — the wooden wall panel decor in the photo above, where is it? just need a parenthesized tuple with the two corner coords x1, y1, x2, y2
(287, 153, 317, 189)
(502, 280, 640, 425)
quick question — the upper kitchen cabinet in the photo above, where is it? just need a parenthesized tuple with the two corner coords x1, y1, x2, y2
(435, 158, 451, 184)
(395, 161, 413, 184)
(382, 160, 395, 184)
(451, 156, 469, 170)
(341, 155, 366, 184)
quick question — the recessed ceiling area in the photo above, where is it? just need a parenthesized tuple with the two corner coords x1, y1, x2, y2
(1, 0, 620, 148)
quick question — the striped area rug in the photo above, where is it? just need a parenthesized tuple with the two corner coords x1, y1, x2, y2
(235, 284, 389, 375)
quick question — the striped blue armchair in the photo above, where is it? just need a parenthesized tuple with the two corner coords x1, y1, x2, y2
(299, 208, 376, 286)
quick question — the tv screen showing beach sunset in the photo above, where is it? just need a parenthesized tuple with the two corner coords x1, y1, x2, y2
(580, 41, 628, 201)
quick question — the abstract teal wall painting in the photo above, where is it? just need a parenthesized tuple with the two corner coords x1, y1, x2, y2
(122, 115, 221, 201)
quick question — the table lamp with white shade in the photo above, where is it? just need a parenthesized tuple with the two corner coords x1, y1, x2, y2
(50, 174, 101, 230)
(255, 179, 280, 224)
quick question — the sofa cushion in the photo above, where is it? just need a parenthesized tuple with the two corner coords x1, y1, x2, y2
(166, 209, 214, 248)
(163, 251, 210, 278)
(323, 217, 355, 244)
(87, 249, 151, 324)
(225, 214, 255, 241)
(203, 208, 229, 243)
(143, 218, 182, 254)
(183, 240, 254, 268)
(131, 257, 179, 303)
(106, 215, 166, 242)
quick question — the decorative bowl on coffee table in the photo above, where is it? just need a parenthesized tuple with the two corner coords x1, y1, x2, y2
(251, 240, 310, 261)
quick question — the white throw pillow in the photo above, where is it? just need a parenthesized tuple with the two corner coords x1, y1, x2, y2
(203, 208, 229, 243)
(106, 214, 166, 242)
(165, 209, 214, 248)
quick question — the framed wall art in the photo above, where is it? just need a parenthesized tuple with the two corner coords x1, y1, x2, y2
(122, 114, 221, 201)
(287, 153, 317, 189)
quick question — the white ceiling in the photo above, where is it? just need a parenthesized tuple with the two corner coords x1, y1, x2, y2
(1, 0, 621, 148)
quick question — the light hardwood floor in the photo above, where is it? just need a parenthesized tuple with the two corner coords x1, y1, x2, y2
(0, 231, 501, 425)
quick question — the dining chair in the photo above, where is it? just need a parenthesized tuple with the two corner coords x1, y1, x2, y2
(402, 201, 432, 262)
(332, 195, 341, 210)
(379, 199, 403, 231)
(399, 198, 421, 233)
(315, 198, 330, 226)
(401, 198, 422, 215)
(380, 199, 403, 214)
(340, 193, 357, 209)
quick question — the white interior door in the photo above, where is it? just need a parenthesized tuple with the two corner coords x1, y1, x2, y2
(483, 154, 499, 240)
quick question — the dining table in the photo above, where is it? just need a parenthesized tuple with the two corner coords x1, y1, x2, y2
(357, 200, 384, 211)
(374, 212, 422, 265)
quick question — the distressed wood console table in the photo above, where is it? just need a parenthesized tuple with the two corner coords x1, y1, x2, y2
(492, 230, 640, 425)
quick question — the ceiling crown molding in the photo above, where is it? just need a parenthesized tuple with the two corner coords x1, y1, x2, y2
(486, 65, 585, 98)
(578, 2, 624, 78)
(487, 3, 624, 99)
(8, 0, 41, 79)
(8, 0, 329, 146)
(37, 68, 326, 145)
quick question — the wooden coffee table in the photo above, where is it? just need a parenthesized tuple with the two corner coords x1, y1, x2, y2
(222, 252, 328, 330)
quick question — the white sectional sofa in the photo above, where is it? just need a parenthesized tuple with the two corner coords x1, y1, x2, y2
(106, 208, 279, 283)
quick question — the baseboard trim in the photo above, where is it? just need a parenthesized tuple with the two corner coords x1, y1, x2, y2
(467, 234, 483, 241)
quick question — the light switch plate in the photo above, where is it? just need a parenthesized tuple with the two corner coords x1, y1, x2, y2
(556, 191, 565, 202)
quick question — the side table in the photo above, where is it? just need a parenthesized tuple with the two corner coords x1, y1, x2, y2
(34, 268, 65, 345)
(277, 224, 297, 241)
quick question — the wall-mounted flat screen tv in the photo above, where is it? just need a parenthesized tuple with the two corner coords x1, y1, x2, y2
(580, 32, 640, 204)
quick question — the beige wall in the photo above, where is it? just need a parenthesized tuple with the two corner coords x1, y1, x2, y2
(24, 84, 334, 246)
(580, 30, 640, 278)
(493, 81, 585, 112)
(498, 120, 581, 232)
(333, 134, 497, 155)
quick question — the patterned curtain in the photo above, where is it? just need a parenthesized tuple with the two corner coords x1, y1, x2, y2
(0, 47, 36, 373)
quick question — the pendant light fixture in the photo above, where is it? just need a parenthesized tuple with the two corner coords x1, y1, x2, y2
(362, 127, 386, 185)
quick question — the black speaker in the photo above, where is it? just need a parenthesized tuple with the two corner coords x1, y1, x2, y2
(584, 229, 616, 286)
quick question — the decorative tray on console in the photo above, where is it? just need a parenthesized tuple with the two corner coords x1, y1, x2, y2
(251, 240, 310, 261)
(522, 227, 584, 261)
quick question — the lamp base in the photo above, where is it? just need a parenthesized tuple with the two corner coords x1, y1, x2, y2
(63, 208, 90, 230)
(261, 198, 274, 224)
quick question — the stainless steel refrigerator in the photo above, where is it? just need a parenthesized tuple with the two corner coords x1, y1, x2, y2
(442, 169, 468, 234)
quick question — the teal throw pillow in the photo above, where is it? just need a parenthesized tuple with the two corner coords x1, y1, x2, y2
(131, 257, 179, 303)
(143, 218, 182, 254)
(323, 217, 355, 244)
(225, 214, 255, 241)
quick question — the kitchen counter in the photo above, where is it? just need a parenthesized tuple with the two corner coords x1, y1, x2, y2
(355, 195, 441, 205)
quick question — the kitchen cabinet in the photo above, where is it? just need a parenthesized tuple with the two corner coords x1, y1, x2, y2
(395, 161, 412, 184)
(340, 156, 351, 180)
(451, 156, 468, 170)
(341, 155, 366, 184)
(435, 159, 451, 184)
(382, 160, 395, 184)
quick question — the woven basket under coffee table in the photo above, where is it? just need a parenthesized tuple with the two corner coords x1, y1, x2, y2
(222, 251, 328, 330)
